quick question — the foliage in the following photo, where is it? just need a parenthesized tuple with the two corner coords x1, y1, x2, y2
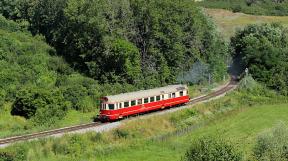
(231, 23, 288, 95)
(198, 0, 288, 16)
(11, 87, 69, 126)
(0, 87, 287, 160)
(0, 15, 103, 126)
(253, 123, 288, 161)
(1, 0, 228, 86)
(182, 137, 242, 161)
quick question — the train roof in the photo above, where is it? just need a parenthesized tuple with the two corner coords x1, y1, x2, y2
(103, 84, 188, 103)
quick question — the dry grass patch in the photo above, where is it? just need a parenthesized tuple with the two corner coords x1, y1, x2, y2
(205, 8, 288, 39)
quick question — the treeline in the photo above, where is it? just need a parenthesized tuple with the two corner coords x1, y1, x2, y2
(231, 23, 288, 95)
(0, 0, 228, 86)
(198, 0, 288, 16)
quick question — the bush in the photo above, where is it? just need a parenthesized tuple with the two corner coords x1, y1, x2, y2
(182, 137, 242, 161)
(11, 87, 69, 126)
(253, 123, 288, 161)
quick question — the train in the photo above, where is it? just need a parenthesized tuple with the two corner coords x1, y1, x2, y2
(98, 84, 190, 122)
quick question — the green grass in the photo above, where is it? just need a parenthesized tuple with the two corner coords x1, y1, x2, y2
(205, 9, 288, 40)
(0, 103, 98, 138)
(2, 85, 287, 160)
(100, 103, 288, 161)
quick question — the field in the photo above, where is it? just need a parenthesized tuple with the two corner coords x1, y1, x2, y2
(205, 9, 288, 39)
(101, 103, 288, 161)
(4, 84, 287, 161)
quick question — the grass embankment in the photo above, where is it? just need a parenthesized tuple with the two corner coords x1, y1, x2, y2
(0, 103, 98, 138)
(0, 78, 227, 139)
(102, 104, 288, 161)
(2, 81, 288, 161)
(205, 9, 288, 39)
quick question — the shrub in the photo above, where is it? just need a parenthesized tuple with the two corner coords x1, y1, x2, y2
(253, 123, 288, 161)
(182, 137, 242, 161)
(11, 86, 69, 126)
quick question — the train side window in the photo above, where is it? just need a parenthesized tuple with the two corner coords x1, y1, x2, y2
(180, 91, 184, 96)
(108, 104, 115, 110)
(150, 96, 155, 102)
(138, 99, 142, 105)
(169, 94, 172, 98)
(172, 93, 176, 98)
(124, 102, 129, 108)
(144, 98, 149, 104)
(131, 100, 136, 106)
(162, 95, 164, 99)
(119, 103, 123, 109)
(156, 96, 161, 101)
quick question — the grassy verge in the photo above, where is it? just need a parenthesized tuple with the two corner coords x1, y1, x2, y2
(2, 82, 287, 160)
(0, 103, 98, 138)
(205, 8, 288, 39)
(0, 80, 228, 139)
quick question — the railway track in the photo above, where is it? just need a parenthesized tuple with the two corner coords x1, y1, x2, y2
(0, 79, 237, 146)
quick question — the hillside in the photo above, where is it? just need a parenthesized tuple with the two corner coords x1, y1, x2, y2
(0, 15, 108, 137)
(1, 81, 287, 160)
(205, 8, 288, 39)
(0, 0, 231, 138)
(199, 0, 288, 16)
(0, 0, 288, 161)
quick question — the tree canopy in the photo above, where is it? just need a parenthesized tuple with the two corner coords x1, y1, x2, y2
(1, 0, 228, 86)
(231, 23, 288, 95)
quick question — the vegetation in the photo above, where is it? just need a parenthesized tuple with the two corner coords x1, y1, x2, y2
(0, 0, 228, 86)
(253, 123, 288, 161)
(0, 15, 141, 136)
(182, 137, 242, 161)
(0, 78, 287, 160)
(204, 9, 288, 40)
(231, 23, 288, 95)
(199, 0, 288, 16)
(0, 0, 231, 137)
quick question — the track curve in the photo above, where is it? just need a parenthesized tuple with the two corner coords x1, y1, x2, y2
(0, 79, 238, 146)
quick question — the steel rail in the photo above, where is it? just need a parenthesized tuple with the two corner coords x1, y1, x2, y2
(0, 79, 237, 146)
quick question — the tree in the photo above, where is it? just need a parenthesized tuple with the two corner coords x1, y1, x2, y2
(231, 23, 288, 95)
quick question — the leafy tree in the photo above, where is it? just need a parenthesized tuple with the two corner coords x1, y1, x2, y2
(231, 23, 288, 95)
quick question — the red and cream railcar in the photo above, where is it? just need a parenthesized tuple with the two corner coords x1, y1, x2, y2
(98, 85, 189, 121)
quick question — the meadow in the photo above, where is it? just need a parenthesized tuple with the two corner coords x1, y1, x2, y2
(100, 104, 288, 161)
(205, 9, 288, 39)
